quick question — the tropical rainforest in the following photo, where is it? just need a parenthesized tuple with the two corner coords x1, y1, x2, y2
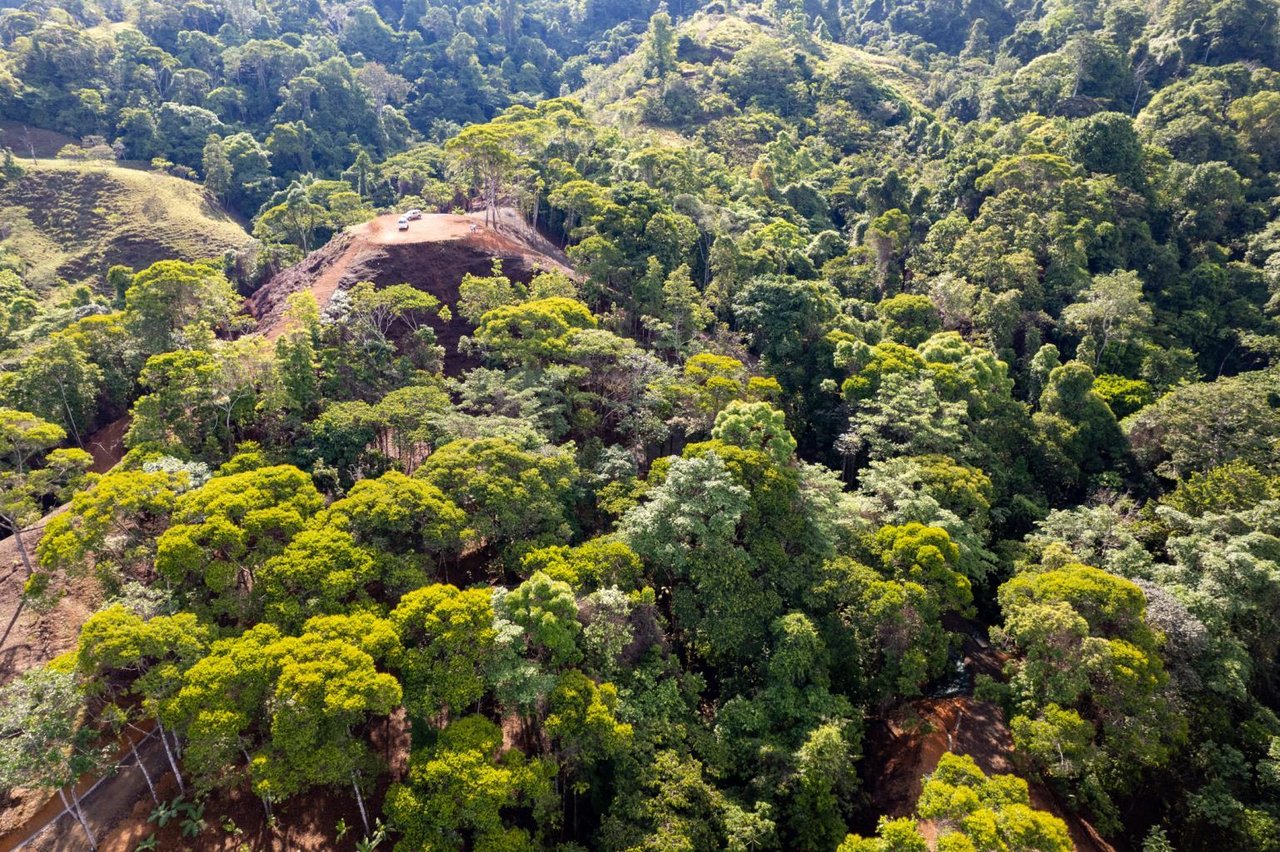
(0, 0, 1278, 849)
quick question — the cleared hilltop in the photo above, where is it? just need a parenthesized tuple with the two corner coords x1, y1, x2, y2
(250, 208, 575, 374)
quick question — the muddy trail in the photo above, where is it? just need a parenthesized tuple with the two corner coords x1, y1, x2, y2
(250, 209, 576, 376)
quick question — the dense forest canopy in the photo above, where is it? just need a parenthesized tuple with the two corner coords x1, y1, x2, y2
(0, 0, 1279, 849)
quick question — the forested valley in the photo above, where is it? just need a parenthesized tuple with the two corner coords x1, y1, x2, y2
(0, 0, 1278, 849)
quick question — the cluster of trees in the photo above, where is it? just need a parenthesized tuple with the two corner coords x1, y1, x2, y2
(842, 753, 1073, 851)
(0, 250, 1054, 848)
(0, 0, 693, 269)
(0, 0, 1278, 849)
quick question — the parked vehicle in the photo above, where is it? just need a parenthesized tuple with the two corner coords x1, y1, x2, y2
(406, 209, 422, 220)
(397, 216, 409, 231)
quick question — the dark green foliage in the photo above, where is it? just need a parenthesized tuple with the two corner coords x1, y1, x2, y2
(4, 1, 1280, 849)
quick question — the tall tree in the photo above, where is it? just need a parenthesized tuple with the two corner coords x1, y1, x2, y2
(201, 133, 233, 203)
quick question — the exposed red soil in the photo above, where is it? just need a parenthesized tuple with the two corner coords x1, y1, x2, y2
(94, 709, 413, 852)
(0, 417, 131, 839)
(0, 123, 78, 159)
(0, 559, 96, 686)
(102, 775, 369, 852)
(0, 415, 130, 687)
(862, 628, 1116, 852)
(866, 697, 1010, 816)
(0, 719, 170, 851)
(3, 709, 413, 851)
(863, 696, 1114, 851)
(250, 209, 576, 376)
(86, 415, 130, 474)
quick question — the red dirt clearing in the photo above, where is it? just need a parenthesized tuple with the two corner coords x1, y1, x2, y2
(860, 621, 1114, 851)
(86, 415, 130, 474)
(257, 210, 576, 344)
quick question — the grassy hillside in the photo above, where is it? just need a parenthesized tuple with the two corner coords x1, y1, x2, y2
(0, 158, 251, 292)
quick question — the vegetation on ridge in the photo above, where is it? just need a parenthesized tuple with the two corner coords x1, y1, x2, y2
(0, 0, 1278, 849)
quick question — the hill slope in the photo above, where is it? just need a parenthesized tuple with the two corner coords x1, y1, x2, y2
(251, 209, 575, 374)
(579, 11, 931, 132)
(0, 159, 251, 291)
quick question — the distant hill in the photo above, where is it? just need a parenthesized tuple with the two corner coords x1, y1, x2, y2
(579, 11, 931, 133)
(0, 156, 251, 292)
(251, 208, 575, 376)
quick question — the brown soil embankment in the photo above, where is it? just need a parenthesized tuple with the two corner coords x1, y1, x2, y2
(250, 211, 575, 376)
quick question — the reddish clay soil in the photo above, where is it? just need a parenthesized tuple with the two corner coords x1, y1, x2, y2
(2, 710, 413, 851)
(251, 209, 576, 376)
(0, 418, 130, 839)
(0, 558, 98, 683)
(0, 721, 168, 851)
(86, 415, 130, 474)
(94, 709, 413, 852)
(863, 696, 1114, 851)
(0, 123, 78, 159)
(0, 416, 128, 677)
(102, 775, 369, 852)
(0, 415, 130, 688)
(862, 629, 1115, 852)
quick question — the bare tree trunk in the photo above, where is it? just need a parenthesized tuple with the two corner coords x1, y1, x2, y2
(131, 739, 159, 805)
(57, 381, 83, 448)
(352, 772, 369, 835)
(59, 786, 96, 850)
(157, 723, 184, 793)
(1, 595, 25, 647)
(21, 125, 36, 164)
(1130, 62, 1147, 116)
(12, 523, 35, 578)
